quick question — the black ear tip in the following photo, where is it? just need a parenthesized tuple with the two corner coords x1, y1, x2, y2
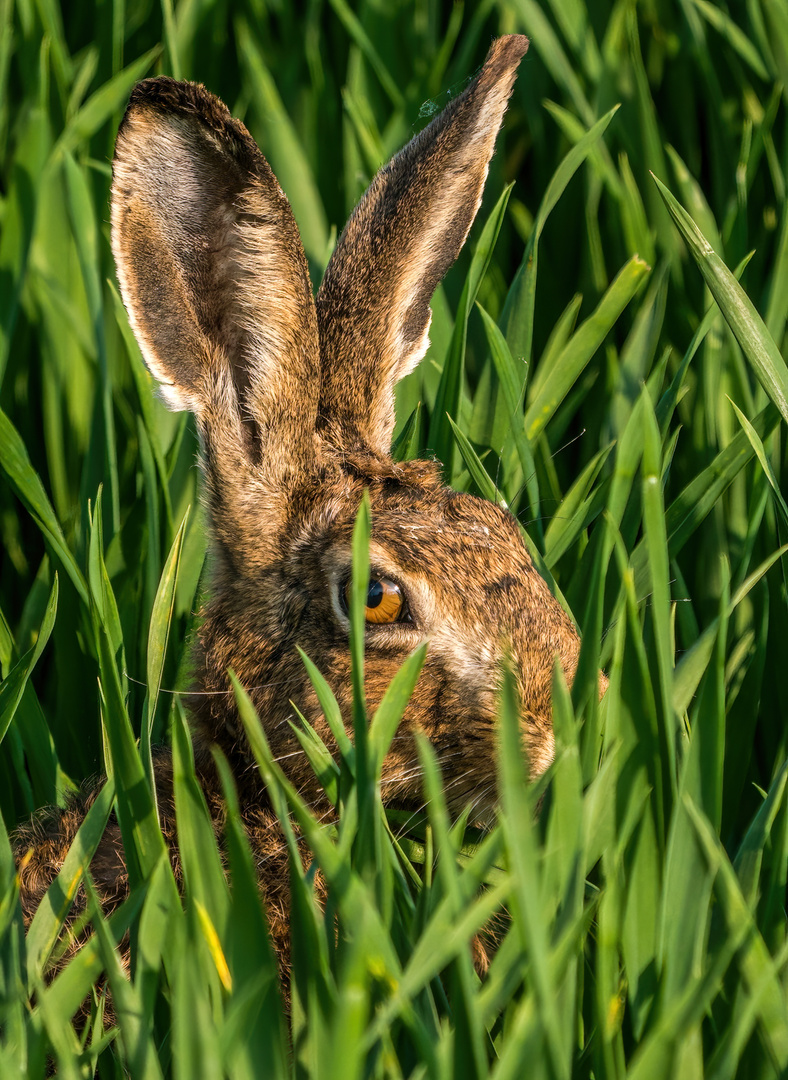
(119, 77, 259, 171)
(128, 76, 193, 108)
(124, 77, 231, 129)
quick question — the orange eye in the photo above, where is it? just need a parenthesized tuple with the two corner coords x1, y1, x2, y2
(364, 578, 404, 624)
(343, 576, 405, 624)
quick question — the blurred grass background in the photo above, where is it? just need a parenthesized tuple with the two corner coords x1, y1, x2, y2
(1, 0, 788, 1076)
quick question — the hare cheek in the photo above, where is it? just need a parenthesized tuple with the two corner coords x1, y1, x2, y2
(527, 728, 556, 778)
(429, 627, 498, 694)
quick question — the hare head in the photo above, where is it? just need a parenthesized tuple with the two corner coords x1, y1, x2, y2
(111, 35, 582, 824)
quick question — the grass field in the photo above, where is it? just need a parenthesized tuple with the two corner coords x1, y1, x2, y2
(1, 0, 788, 1076)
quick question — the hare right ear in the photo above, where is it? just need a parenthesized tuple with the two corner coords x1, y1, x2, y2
(316, 35, 528, 458)
(111, 78, 320, 491)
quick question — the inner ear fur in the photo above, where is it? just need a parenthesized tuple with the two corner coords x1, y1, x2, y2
(315, 34, 528, 458)
(111, 77, 321, 482)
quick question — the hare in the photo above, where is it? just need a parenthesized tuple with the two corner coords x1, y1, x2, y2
(16, 35, 585, 978)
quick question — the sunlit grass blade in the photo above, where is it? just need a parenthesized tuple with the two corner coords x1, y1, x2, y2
(502, 105, 619, 368)
(348, 491, 374, 867)
(171, 921, 222, 1080)
(446, 414, 503, 505)
(542, 664, 585, 977)
(654, 174, 788, 426)
(36, 885, 146, 1026)
(81, 875, 164, 1080)
(524, 255, 650, 443)
(429, 184, 512, 475)
(296, 646, 354, 764)
(477, 302, 539, 518)
(497, 665, 565, 1079)
(211, 749, 287, 1076)
(231, 674, 401, 979)
(618, 150, 656, 266)
(289, 705, 341, 808)
(543, 443, 613, 567)
(391, 404, 422, 463)
(640, 387, 676, 788)
(143, 511, 189, 788)
(108, 281, 174, 529)
(24, 777, 114, 985)
(88, 510, 168, 887)
(655, 251, 753, 436)
(729, 398, 788, 527)
(626, 932, 743, 1080)
(171, 700, 228, 928)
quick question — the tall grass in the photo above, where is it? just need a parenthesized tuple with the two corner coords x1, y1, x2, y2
(1, 0, 787, 1075)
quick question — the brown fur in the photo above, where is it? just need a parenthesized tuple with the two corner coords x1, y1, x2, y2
(15, 35, 596, 995)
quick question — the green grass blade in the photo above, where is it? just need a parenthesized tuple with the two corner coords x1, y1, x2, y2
(82, 874, 164, 1080)
(171, 700, 229, 928)
(497, 665, 565, 1079)
(429, 184, 512, 475)
(654, 174, 788, 427)
(24, 777, 114, 984)
(325, 0, 405, 109)
(143, 510, 189, 788)
(640, 387, 677, 790)
(212, 751, 288, 1079)
(688, 0, 770, 80)
(685, 796, 788, 1071)
(729, 398, 788, 527)
(0, 407, 88, 604)
(525, 256, 650, 443)
(733, 758, 788, 908)
(446, 414, 503, 504)
(501, 105, 619, 368)
(477, 302, 540, 517)
(632, 404, 781, 596)
(236, 26, 329, 265)
(672, 543, 788, 714)
(0, 575, 57, 746)
(54, 47, 160, 157)
(296, 646, 354, 764)
(368, 642, 428, 774)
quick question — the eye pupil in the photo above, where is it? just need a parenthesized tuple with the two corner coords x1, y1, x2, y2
(367, 580, 384, 608)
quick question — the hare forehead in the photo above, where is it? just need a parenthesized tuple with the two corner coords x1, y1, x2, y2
(286, 482, 533, 583)
(306, 506, 527, 575)
(368, 491, 535, 578)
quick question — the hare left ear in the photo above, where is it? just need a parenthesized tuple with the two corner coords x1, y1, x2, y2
(315, 35, 528, 458)
(111, 77, 321, 482)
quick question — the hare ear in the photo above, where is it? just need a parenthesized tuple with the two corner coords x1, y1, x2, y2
(111, 77, 320, 485)
(315, 35, 528, 457)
